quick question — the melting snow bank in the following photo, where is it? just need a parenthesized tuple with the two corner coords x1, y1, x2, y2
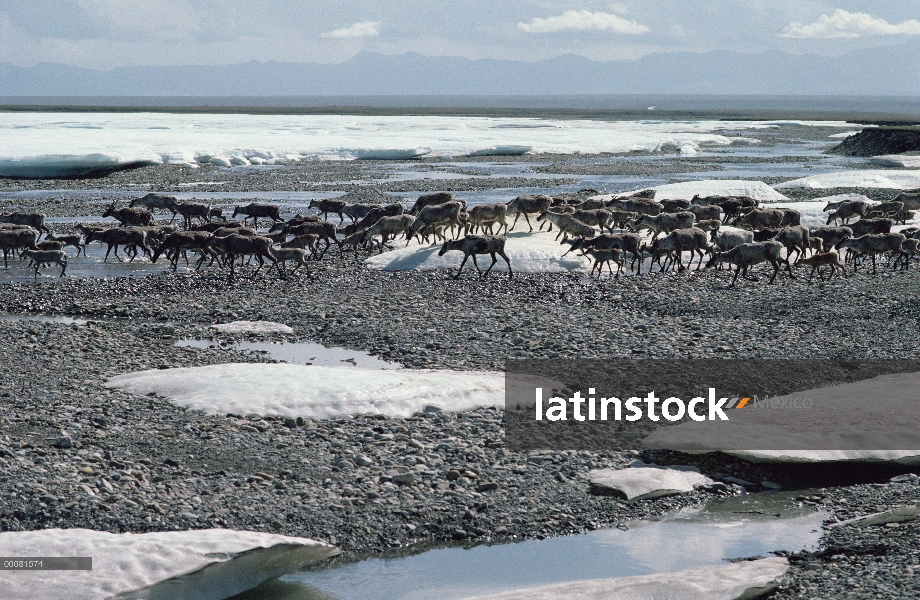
(210, 320, 294, 334)
(651, 180, 789, 202)
(464, 557, 789, 600)
(105, 363, 503, 419)
(0, 154, 162, 178)
(0, 528, 338, 600)
(869, 155, 920, 168)
(589, 463, 714, 501)
(774, 170, 920, 189)
(365, 231, 591, 273)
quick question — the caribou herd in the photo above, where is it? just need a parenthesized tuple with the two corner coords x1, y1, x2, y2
(2, 188, 920, 285)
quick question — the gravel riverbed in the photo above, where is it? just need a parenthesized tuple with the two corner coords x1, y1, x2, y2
(2, 152, 920, 597)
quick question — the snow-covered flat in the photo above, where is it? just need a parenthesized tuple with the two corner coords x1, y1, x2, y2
(364, 231, 592, 274)
(869, 155, 920, 168)
(105, 363, 504, 419)
(464, 557, 789, 600)
(0, 113, 774, 177)
(210, 320, 294, 334)
(0, 528, 338, 600)
(589, 463, 714, 501)
(651, 180, 789, 202)
(774, 170, 920, 190)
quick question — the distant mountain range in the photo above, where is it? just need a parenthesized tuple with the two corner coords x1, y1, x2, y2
(2, 45, 920, 97)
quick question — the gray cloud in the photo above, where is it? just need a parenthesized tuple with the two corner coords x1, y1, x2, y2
(0, 0, 101, 40)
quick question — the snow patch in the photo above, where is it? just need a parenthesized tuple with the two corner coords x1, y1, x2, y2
(105, 363, 504, 419)
(464, 557, 789, 600)
(210, 320, 294, 334)
(828, 505, 920, 528)
(652, 180, 789, 202)
(0, 154, 162, 178)
(589, 463, 714, 501)
(774, 170, 920, 189)
(869, 155, 920, 168)
(0, 528, 338, 600)
(467, 145, 533, 156)
(829, 130, 862, 138)
(364, 231, 592, 274)
(809, 192, 875, 205)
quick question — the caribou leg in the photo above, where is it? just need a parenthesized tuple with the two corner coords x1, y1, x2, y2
(454, 254, 472, 279)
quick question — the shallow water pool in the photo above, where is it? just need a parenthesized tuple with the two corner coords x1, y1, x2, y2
(175, 339, 401, 369)
(235, 492, 825, 600)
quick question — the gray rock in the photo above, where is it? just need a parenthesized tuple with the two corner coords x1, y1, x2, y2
(392, 473, 416, 485)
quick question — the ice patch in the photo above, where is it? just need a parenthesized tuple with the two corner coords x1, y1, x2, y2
(467, 145, 532, 156)
(589, 463, 714, 501)
(869, 155, 920, 168)
(651, 180, 789, 202)
(105, 363, 504, 419)
(774, 170, 920, 190)
(0, 153, 162, 178)
(364, 231, 592, 274)
(829, 505, 920, 529)
(211, 320, 294, 334)
(464, 557, 789, 600)
(829, 130, 862, 138)
(679, 144, 698, 156)
(0, 528, 338, 600)
(354, 148, 432, 160)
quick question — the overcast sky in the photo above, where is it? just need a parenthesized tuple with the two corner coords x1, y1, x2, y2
(2, 1, 919, 69)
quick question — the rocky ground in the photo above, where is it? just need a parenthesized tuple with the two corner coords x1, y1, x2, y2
(2, 143, 920, 597)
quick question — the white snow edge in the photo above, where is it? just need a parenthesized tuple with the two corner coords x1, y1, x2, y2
(211, 321, 294, 334)
(105, 363, 505, 419)
(0, 528, 338, 600)
(464, 557, 789, 600)
(589, 463, 714, 501)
